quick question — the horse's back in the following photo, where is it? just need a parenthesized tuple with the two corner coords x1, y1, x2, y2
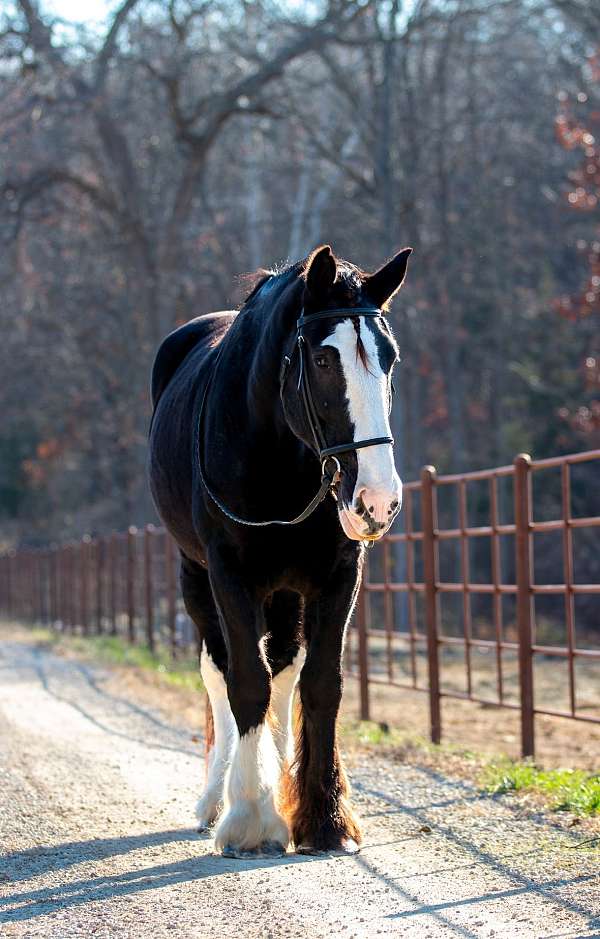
(149, 310, 237, 560)
(151, 311, 237, 408)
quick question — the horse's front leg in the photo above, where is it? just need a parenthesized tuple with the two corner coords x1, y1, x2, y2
(291, 558, 363, 855)
(208, 547, 289, 858)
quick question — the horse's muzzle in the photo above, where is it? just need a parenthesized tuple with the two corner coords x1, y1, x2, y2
(338, 490, 401, 542)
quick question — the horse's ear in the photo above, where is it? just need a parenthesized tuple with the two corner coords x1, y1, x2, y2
(304, 244, 337, 299)
(365, 248, 412, 308)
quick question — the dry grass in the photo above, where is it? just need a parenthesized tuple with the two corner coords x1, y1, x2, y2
(344, 630, 600, 771)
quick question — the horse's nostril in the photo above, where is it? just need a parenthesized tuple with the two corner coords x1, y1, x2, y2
(369, 505, 374, 514)
(390, 499, 399, 510)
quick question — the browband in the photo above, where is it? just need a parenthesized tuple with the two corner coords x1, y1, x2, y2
(296, 307, 382, 329)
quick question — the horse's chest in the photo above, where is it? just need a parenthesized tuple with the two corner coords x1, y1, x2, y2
(235, 526, 356, 596)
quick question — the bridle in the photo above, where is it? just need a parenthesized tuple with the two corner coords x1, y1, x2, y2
(196, 306, 393, 527)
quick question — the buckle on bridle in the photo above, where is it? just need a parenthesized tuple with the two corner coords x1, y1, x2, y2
(321, 455, 341, 488)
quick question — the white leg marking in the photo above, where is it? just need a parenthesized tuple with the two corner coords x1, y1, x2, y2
(214, 721, 290, 853)
(270, 649, 305, 765)
(196, 647, 235, 829)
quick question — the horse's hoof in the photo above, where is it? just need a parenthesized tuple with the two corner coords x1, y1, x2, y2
(221, 841, 286, 859)
(296, 838, 360, 856)
(221, 843, 256, 859)
(332, 838, 360, 856)
(197, 822, 211, 834)
(260, 840, 287, 857)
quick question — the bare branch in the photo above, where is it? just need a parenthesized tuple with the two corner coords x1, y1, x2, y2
(94, 0, 144, 91)
(182, 1, 370, 136)
(1, 168, 120, 243)
(16, 0, 64, 69)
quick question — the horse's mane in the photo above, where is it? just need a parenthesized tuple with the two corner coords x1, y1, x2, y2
(240, 270, 272, 305)
(240, 261, 304, 307)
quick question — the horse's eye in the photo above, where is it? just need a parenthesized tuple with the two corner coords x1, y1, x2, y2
(314, 355, 329, 368)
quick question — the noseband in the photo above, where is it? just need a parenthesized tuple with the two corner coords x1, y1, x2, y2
(197, 306, 393, 527)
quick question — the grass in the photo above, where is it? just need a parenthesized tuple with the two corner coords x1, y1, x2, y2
(483, 761, 600, 816)
(341, 719, 477, 758)
(343, 720, 600, 819)
(30, 626, 204, 693)
(341, 719, 408, 748)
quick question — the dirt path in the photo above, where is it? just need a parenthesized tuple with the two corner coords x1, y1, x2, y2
(1, 629, 598, 939)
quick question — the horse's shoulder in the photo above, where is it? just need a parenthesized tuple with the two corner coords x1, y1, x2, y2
(151, 311, 237, 408)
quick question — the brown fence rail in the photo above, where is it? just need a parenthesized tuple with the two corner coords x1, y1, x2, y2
(1, 449, 599, 758)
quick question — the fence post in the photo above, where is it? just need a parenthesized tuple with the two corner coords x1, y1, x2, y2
(66, 544, 75, 632)
(109, 533, 118, 636)
(10, 551, 16, 619)
(0, 555, 5, 616)
(5, 553, 11, 618)
(514, 452, 535, 759)
(81, 535, 91, 635)
(61, 546, 69, 631)
(31, 552, 40, 623)
(421, 464, 441, 745)
(96, 537, 105, 634)
(26, 552, 34, 622)
(126, 526, 137, 643)
(355, 577, 370, 722)
(49, 546, 57, 626)
(40, 550, 48, 624)
(144, 524, 155, 652)
(165, 533, 177, 658)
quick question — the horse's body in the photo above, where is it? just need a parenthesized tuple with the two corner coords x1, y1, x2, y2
(149, 245, 411, 856)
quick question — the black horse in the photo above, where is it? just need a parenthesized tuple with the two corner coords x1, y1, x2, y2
(149, 244, 411, 857)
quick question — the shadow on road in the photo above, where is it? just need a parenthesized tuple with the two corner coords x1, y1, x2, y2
(0, 828, 317, 924)
(354, 775, 600, 936)
(30, 647, 201, 758)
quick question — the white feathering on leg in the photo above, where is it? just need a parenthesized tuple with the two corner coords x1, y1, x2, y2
(214, 722, 289, 852)
(270, 649, 305, 765)
(196, 647, 235, 829)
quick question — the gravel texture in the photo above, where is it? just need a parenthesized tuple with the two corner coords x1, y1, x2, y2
(0, 632, 599, 938)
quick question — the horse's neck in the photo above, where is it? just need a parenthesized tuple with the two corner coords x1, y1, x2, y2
(247, 312, 300, 452)
(209, 303, 314, 481)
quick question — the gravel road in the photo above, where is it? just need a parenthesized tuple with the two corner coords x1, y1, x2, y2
(1, 629, 599, 938)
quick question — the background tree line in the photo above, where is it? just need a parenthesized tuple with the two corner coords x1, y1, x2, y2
(0, 0, 599, 547)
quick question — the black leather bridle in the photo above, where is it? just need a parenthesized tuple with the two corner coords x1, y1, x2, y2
(197, 306, 393, 527)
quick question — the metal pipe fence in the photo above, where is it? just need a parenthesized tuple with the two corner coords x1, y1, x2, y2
(1, 448, 599, 758)
(347, 449, 600, 757)
(0, 525, 187, 658)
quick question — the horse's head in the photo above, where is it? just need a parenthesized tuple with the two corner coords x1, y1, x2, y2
(281, 244, 411, 542)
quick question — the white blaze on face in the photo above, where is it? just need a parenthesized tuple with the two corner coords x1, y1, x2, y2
(322, 319, 402, 539)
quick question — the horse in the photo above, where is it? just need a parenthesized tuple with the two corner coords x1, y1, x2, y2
(148, 243, 411, 858)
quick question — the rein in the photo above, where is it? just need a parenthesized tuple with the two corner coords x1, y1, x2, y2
(196, 306, 393, 527)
